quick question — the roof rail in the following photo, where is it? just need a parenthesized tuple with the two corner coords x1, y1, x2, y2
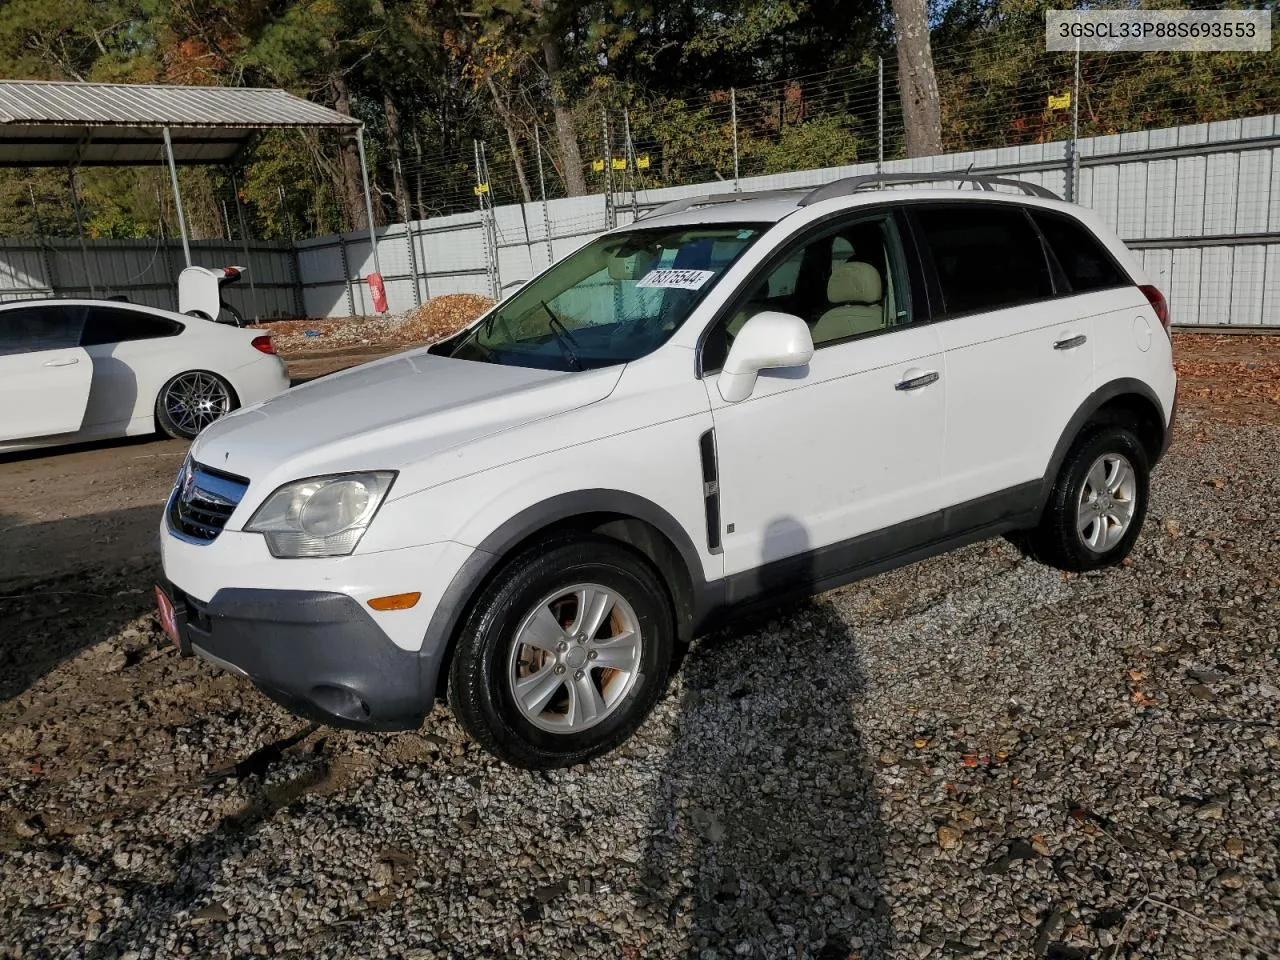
(639, 188, 809, 220)
(798, 172, 1060, 205)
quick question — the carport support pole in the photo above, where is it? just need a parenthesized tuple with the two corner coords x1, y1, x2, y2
(162, 127, 192, 267)
(355, 127, 383, 292)
(66, 167, 98, 298)
(230, 172, 261, 323)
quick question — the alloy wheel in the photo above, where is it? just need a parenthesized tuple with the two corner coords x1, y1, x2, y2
(1076, 452, 1138, 553)
(164, 373, 231, 435)
(506, 583, 644, 733)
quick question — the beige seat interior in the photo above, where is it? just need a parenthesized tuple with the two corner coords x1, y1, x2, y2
(812, 260, 885, 343)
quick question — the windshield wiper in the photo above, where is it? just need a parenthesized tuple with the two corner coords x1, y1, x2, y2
(541, 301, 583, 371)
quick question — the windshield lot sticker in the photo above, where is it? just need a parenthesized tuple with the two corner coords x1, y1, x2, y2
(635, 268, 715, 290)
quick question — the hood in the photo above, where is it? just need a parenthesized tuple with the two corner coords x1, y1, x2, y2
(191, 349, 621, 488)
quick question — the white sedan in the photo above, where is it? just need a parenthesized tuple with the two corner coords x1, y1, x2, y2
(0, 299, 290, 453)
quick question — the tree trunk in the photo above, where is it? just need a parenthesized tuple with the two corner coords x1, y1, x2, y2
(383, 93, 412, 221)
(892, 0, 942, 158)
(484, 75, 533, 204)
(542, 38, 586, 196)
(331, 71, 368, 230)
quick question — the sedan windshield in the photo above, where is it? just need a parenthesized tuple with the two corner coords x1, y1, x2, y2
(444, 223, 765, 370)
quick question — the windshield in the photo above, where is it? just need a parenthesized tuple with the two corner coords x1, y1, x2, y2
(444, 223, 766, 370)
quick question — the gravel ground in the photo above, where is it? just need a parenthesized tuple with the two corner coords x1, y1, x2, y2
(2, 374, 1278, 957)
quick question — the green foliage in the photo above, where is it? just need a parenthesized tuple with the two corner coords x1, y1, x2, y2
(751, 115, 861, 174)
(0, 0, 1275, 239)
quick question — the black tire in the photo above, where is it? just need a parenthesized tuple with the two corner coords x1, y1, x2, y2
(155, 370, 238, 440)
(1027, 424, 1150, 572)
(448, 535, 675, 769)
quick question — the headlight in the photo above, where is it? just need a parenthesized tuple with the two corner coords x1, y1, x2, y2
(245, 471, 396, 558)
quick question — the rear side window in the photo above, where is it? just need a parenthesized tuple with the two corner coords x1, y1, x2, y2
(1032, 211, 1127, 292)
(81, 307, 183, 347)
(914, 204, 1054, 315)
(0, 304, 86, 355)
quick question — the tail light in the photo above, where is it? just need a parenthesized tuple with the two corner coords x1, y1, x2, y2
(1139, 284, 1171, 337)
(251, 335, 276, 355)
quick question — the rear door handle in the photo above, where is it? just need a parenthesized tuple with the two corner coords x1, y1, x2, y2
(42, 357, 80, 367)
(895, 370, 940, 391)
(1054, 335, 1087, 351)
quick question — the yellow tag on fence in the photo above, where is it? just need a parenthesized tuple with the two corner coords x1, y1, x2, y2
(637, 155, 651, 170)
(591, 159, 605, 172)
(1047, 92, 1071, 111)
(473, 182, 489, 195)
(612, 158, 627, 170)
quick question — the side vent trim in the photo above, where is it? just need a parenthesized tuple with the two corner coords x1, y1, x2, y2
(698, 429, 722, 554)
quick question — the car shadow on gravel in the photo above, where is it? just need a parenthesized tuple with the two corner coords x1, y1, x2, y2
(641, 519, 891, 959)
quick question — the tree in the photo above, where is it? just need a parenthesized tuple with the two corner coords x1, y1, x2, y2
(891, 0, 941, 156)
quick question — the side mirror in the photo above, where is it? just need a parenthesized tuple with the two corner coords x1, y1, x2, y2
(718, 311, 814, 402)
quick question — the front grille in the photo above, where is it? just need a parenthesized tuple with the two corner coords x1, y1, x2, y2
(167, 460, 249, 544)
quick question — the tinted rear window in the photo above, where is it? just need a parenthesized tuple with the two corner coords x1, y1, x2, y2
(1032, 211, 1127, 292)
(81, 306, 183, 346)
(914, 205, 1054, 315)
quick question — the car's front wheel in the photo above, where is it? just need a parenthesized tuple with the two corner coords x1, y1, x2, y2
(156, 370, 237, 440)
(448, 536, 675, 768)
(1028, 424, 1150, 572)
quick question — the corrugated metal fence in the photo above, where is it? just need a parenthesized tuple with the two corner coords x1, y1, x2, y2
(0, 237, 299, 318)
(1, 114, 1276, 328)
(300, 114, 1280, 328)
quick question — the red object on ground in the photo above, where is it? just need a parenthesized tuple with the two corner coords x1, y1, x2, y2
(368, 272, 388, 313)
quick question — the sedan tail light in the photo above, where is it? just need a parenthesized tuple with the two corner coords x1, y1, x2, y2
(1139, 284, 1171, 337)
(251, 335, 276, 355)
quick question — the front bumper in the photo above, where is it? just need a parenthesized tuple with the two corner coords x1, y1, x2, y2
(161, 580, 429, 729)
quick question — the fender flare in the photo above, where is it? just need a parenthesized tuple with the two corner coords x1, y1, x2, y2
(418, 488, 710, 693)
(1039, 377, 1169, 511)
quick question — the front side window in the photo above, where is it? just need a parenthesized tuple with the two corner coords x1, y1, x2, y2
(914, 204, 1053, 315)
(707, 212, 912, 366)
(81, 307, 183, 347)
(1032, 211, 1127, 293)
(445, 224, 765, 371)
(0, 304, 86, 356)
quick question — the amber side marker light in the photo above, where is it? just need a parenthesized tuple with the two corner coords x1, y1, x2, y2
(367, 592, 421, 611)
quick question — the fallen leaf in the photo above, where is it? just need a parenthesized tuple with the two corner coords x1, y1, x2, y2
(1128, 669, 1147, 683)
(913, 738, 928, 749)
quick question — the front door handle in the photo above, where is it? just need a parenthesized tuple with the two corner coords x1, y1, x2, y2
(42, 357, 80, 367)
(895, 370, 940, 391)
(1054, 334, 1087, 351)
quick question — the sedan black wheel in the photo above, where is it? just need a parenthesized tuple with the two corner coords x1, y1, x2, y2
(156, 371, 236, 440)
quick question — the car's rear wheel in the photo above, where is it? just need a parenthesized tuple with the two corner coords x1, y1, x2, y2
(448, 535, 675, 768)
(1027, 424, 1150, 572)
(156, 370, 236, 440)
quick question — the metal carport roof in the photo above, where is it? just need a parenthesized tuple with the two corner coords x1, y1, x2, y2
(0, 79, 383, 304)
(0, 80, 358, 167)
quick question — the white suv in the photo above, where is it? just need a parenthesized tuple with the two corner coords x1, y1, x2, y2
(158, 175, 1177, 768)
